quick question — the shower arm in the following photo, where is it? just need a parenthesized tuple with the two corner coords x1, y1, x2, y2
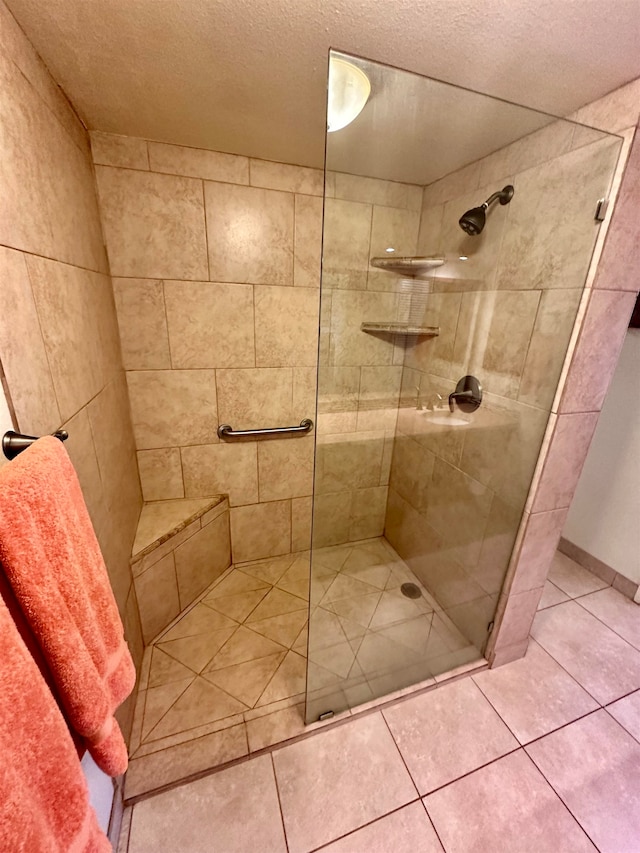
(482, 188, 511, 209)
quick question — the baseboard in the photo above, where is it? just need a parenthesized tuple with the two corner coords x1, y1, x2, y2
(559, 537, 639, 602)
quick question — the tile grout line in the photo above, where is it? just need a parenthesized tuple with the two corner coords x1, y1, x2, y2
(602, 701, 640, 748)
(308, 798, 425, 853)
(572, 591, 640, 652)
(522, 736, 603, 851)
(269, 752, 290, 853)
(419, 799, 447, 853)
(379, 710, 421, 798)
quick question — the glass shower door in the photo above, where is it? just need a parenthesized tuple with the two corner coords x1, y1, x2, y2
(305, 50, 623, 722)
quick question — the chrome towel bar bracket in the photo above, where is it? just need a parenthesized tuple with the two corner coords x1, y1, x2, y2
(2, 429, 69, 460)
(217, 419, 313, 440)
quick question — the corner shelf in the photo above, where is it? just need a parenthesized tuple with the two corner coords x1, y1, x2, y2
(361, 322, 440, 337)
(370, 255, 445, 276)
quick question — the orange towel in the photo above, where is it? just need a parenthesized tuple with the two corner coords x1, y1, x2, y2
(0, 594, 111, 852)
(0, 436, 136, 777)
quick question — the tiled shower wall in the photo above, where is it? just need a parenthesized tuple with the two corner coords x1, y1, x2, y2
(0, 2, 143, 735)
(313, 175, 423, 546)
(92, 134, 424, 558)
(385, 122, 623, 649)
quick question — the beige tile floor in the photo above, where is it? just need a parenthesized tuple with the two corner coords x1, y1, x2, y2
(126, 537, 479, 798)
(121, 551, 640, 852)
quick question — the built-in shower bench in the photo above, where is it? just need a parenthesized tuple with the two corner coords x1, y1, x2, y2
(130, 496, 231, 644)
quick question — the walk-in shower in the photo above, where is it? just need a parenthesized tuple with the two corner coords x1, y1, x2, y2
(305, 50, 623, 722)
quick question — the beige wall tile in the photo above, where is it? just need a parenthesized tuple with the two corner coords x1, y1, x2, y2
(127, 369, 218, 448)
(95, 166, 208, 279)
(113, 278, 171, 370)
(451, 290, 540, 399)
(205, 182, 294, 285)
(460, 394, 549, 511)
(293, 367, 317, 420)
(294, 194, 322, 288)
(496, 139, 620, 291)
(569, 79, 640, 134)
(439, 184, 510, 288)
(389, 435, 435, 515)
(492, 587, 544, 648)
(359, 365, 403, 406)
(349, 486, 388, 540)
(250, 159, 323, 195)
(322, 198, 372, 290)
(0, 246, 60, 433)
(88, 377, 142, 549)
(123, 584, 145, 674)
(254, 286, 319, 367)
(317, 365, 361, 411)
(417, 203, 445, 255)
(292, 496, 312, 552)
(473, 497, 522, 595)
(135, 553, 180, 643)
(231, 501, 291, 562)
(181, 442, 258, 506)
(315, 433, 385, 495)
(478, 120, 574, 187)
(216, 367, 292, 431)
(518, 289, 582, 410)
(164, 280, 255, 368)
(369, 206, 420, 264)
(530, 413, 599, 513)
(508, 508, 569, 596)
(422, 161, 482, 207)
(405, 292, 461, 381)
(593, 129, 640, 293)
(175, 513, 231, 608)
(0, 2, 88, 155)
(479, 291, 540, 398)
(138, 448, 185, 501)
(330, 291, 399, 366)
(559, 289, 636, 414)
(0, 51, 106, 272)
(317, 412, 357, 434)
(426, 458, 493, 571)
(62, 406, 107, 536)
(90, 132, 149, 170)
(27, 256, 121, 421)
(258, 435, 314, 501)
(312, 492, 351, 548)
(332, 173, 422, 211)
(148, 142, 248, 183)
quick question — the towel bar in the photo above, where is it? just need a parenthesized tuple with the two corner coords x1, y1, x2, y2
(217, 419, 313, 440)
(2, 430, 69, 461)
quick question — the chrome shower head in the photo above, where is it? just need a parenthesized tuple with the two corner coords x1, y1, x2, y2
(459, 185, 514, 236)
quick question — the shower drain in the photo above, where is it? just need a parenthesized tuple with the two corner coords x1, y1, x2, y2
(400, 582, 422, 599)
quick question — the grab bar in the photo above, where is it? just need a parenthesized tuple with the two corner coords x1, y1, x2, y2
(217, 419, 313, 440)
(2, 429, 69, 461)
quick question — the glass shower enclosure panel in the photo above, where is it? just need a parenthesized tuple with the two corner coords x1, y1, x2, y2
(305, 50, 622, 723)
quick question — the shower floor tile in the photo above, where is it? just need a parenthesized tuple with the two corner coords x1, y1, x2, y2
(307, 539, 479, 719)
(126, 537, 481, 797)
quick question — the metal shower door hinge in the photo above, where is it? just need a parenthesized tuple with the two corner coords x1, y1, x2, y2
(318, 711, 335, 721)
(595, 198, 609, 221)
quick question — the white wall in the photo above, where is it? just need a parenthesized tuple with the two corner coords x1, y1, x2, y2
(564, 328, 640, 589)
(81, 753, 114, 833)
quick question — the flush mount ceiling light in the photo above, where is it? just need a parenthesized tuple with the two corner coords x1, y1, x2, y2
(327, 56, 371, 132)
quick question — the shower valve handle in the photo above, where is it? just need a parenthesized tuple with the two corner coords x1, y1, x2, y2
(449, 376, 482, 414)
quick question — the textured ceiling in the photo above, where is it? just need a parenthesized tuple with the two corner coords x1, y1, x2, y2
(5, 0, 640, 181)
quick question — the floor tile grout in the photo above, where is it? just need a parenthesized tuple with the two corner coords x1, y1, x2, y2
(522, 739, 602, 851)
(270, 752, 290, 853)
